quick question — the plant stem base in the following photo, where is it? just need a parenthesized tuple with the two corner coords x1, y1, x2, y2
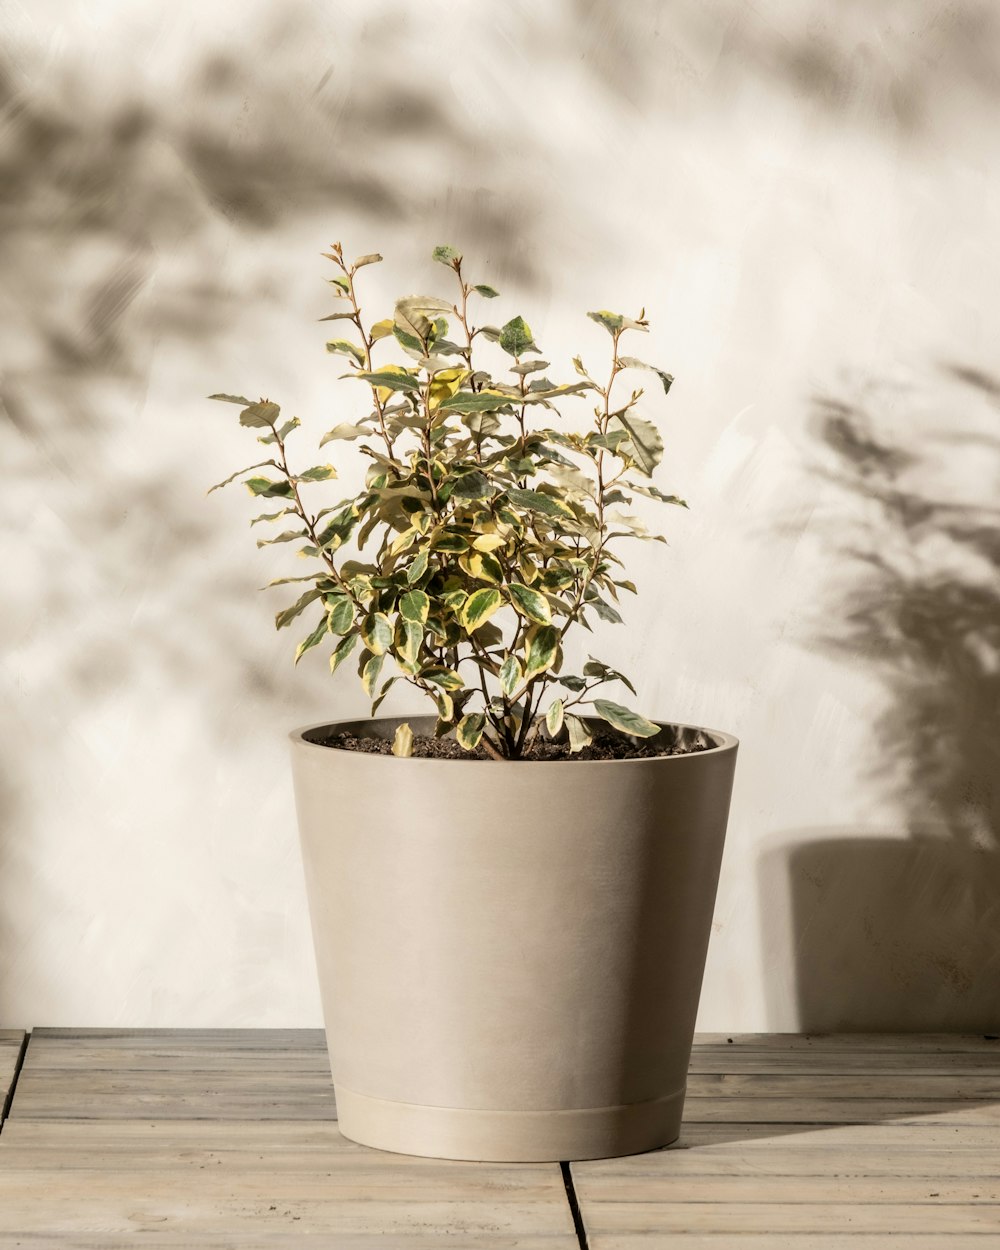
(333, 1083, 686, 1162)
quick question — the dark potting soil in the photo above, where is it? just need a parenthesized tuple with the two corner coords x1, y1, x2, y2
(313, 727, 714, 761)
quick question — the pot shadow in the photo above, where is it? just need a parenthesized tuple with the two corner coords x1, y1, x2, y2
(708, 367, 1000, 1146)
(767, 371, 1000, 1030)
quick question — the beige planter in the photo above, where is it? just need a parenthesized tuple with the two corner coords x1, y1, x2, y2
(290, 715, 738, 1162)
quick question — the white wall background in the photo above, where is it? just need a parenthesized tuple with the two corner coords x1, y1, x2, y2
(3, 0, 998, 1030)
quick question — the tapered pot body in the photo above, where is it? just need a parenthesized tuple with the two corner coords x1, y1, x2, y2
(290, 716, 738, 1162)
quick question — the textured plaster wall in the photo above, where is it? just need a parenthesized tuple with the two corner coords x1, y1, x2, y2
(2, 0, 998, 1029)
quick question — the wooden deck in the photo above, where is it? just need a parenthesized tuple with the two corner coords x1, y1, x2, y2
(1, 1030, 998, 1247)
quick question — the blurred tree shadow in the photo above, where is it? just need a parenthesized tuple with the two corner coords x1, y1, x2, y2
(0, 4, 545, 731)
(760, 369, 1000, 1031)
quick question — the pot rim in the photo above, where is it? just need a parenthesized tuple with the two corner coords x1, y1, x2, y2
(290, 715, 739, 764)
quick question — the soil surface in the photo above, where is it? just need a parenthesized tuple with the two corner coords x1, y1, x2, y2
(311, 728, 713, 761)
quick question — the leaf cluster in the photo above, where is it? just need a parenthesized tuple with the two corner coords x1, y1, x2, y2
(210, 241, 685, 759)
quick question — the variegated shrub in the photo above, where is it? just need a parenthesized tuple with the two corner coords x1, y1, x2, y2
(211, 242, 685, 759)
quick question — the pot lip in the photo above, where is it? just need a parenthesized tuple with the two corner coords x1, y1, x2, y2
(289, 715, 739, 764)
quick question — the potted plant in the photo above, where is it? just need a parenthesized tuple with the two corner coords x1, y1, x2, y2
(210, 242, 738, 1162)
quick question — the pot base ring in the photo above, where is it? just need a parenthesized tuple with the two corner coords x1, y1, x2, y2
(333, 1082, 686, 1162)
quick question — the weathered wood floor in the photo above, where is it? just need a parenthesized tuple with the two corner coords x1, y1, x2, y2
(1, 1030, 998, 1247)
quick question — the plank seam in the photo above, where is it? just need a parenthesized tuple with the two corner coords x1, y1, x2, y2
(561, 1161, 590, 1250)
(0, 1030, 30, 1132)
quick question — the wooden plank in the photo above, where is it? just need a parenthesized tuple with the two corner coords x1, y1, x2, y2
(580, 1201, 1000, 1235)
(0, 1031, 26, 1125)
(575, 1147, 1000, 1179)
(688, 1050, 1000, 1075)
(28, 1028, 328, 1048)
(693, 1033, 1000, 1053)
(9, 1068, 337, 1120)
(21, 1045, 332, 1074)
(0, 1032, 576, 1245)
(576, 1035, 1000, 1246)
(0, 1238, 574, 1250)
(686, 1072, 1000, 1098)
(594, 1238, 1000, 1250)
(672, 1120, 1000, 1148)
(576, 1174, 1000, 1203)
(677, 1098, 1000, 1124)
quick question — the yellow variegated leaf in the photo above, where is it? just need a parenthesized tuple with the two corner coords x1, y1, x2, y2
(508, 582, 552, 624)
(456, 712, 486, 751)
(391, 722, 414, 757)
(461, 587, 503, 632)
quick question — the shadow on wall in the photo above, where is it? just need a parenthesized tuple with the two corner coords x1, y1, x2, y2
(0, 5, 547, 736)
(761, 369, 1000, 1032)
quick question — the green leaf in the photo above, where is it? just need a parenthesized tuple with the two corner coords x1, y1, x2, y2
(499, 654, 522, 698)
(473, 284, 499, 299)
(461, 587, 503, 631)
(319, 423, 368, 446)
(208, 393, 252, 406)
(456, 712, 486, 751)
(395, 618, 423, 670)
(510, 358, 550, 376)
(508, 582, 552, 625)
(329, 631, 359, 674)
(326, 339, 366, 365)
(361, 612, 393, 656)
(478, 325, 501, 342)
(256, 528, 307, 548)
(244, 477, 295, 499)
(545, 698, 565, 737)
(506, 487, 575, 521)
(583, 658, 637, 696)
(629, 482, 687, 506)
(432, 244, 463, 266)
(521, 381, 594, 403)
(587, 310, 624, 335)
(394, 296, 454, 343)
(439, 390, 511, 414)
(354, 369, 420, 393)
(406, 551, 430, 584)
(566, 714, 593, 753)
(353, 252, 383, 269)
(392, 323, 424, 354)
(610, 410, 664, 476)
(462, 551, 503, 583)
(523, 625, 559, 679)
(294, 616, 329, 664)
(462, 410, 502, 438)
(238, 400, 280, 429)
(590, 597, 623, 624)
(275, 588, 322, 630)
(391, 722, 414, 757)
(399, 589, 430, 624)
(207, 461, 274, 494)
(499, 315, 537, 358)
(250, 508, 292, 525)
(617, 357, 674, 395)
(593, 700, 659, 738)
(318, 311, 356, 323)
(559, 674, 587, 692)
(433, 531, 470, 553)
(449, 470, 494, 500)
(362, 652, 385, 696)
(325, 594, 354, 635)
(421, 666, 464, 691)
(295, 464, 338, 482)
